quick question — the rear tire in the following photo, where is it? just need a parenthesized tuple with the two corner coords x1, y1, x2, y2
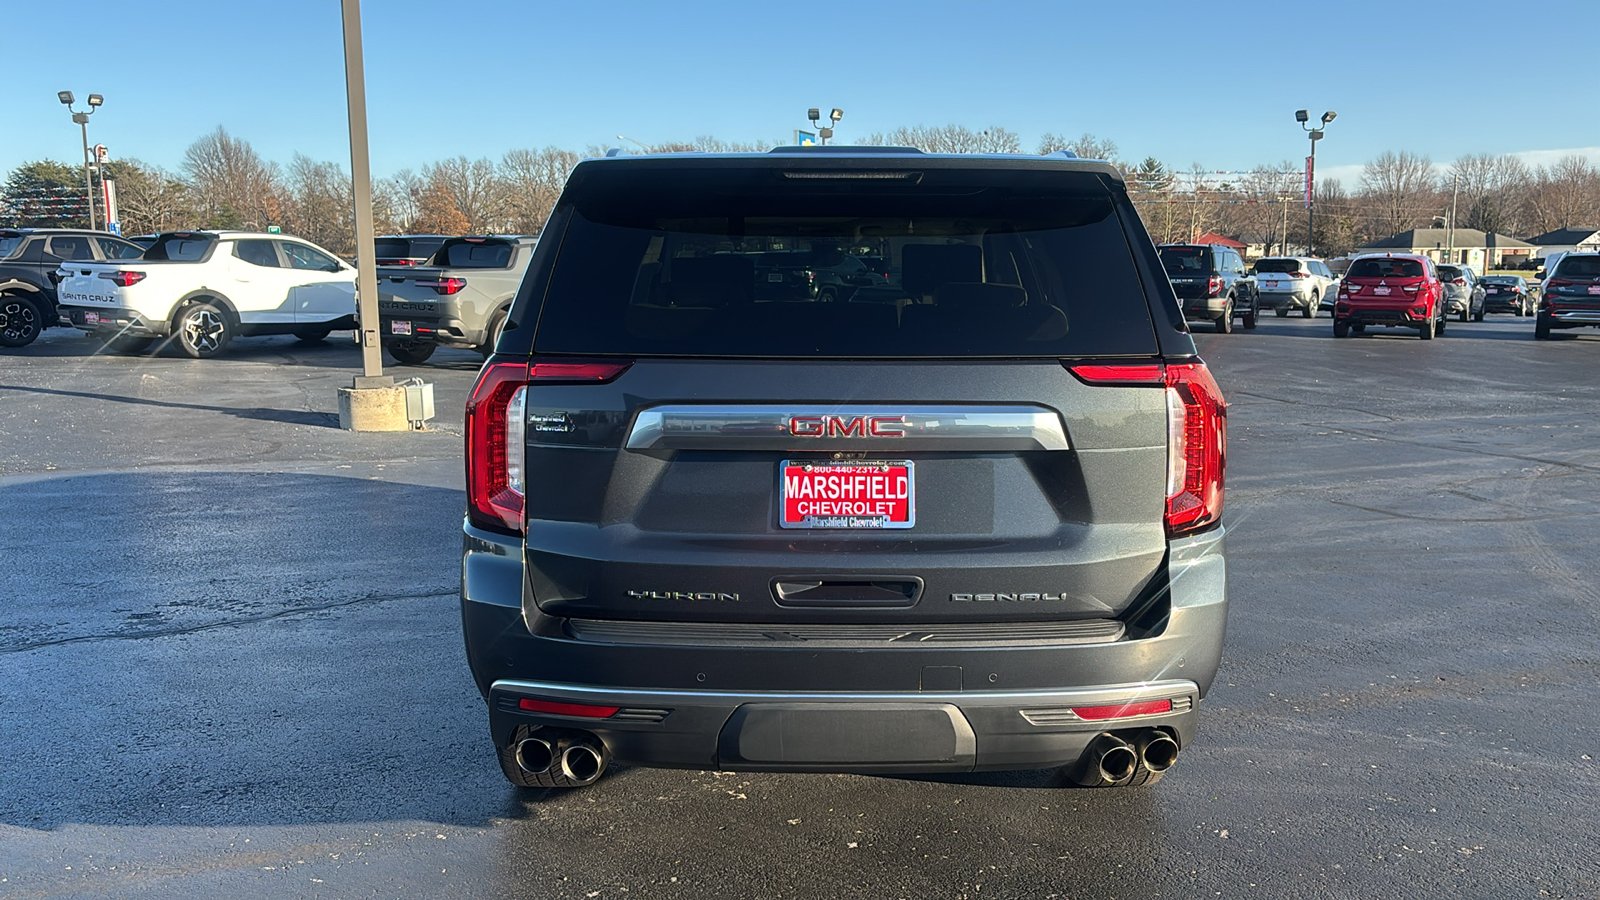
(0, 295, 43, 348)
(1215, 301, 1233, 334)
(296, 327, 333, 343)
(1419, 314, 1435, 340)
(479, 309, 508, 357)
(1535, 316, 1551, 340)
(1242, 303, 1257, 330)
(1275, 306, 1289, 318)
(387, 340, 436, 365)
(1333, 319, 1350, 338)
(1303, 293, 1317, 318)
(1474, 306, 1485, 322)
(174, 301, 233, 358)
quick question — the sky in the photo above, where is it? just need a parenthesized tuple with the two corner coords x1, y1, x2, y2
(5, 0, 1599, 189)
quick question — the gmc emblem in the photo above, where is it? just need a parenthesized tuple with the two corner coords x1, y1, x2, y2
(788, 415, 907, 438)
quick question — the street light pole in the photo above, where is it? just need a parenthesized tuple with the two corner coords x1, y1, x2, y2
(806, 107, 843, 145)
(58, 91, 104, 230)
(1296, 109, 1336, 256)
(340, 0, 384, 381)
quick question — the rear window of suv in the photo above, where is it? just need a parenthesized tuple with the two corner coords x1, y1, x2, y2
(1254, 258, 1302, 274)
(1348, 258, 1425, 278)
(442, 241, 513, 268)
(1158, 247, 1209, 274)
(1554, 255, 1600, 278)
(532, 165, 1157, 358)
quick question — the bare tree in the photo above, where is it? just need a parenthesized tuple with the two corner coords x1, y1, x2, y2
(499, 147, 581, 235)
(103, 159, 195, 235)
(412, 170, 470, 235)
(1232, 162, 1301, 255)
(1358, 150, 1438, 237)
(862, 125, 1021, 154)
(182, 126, 282, 230)
(373, 169, 423, 234)
(424, 156, 505, 233)
(281, 155, 354, 254)
(1038, 132, 1120, 166)
(1525, 155, 1600, 234)
(1447, 153, 1530, 236)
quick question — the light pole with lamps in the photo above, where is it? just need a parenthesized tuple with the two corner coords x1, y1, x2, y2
(57, 91, 104, 230)
(807, 107, 843, 145)
(1295, 108, 1335, 256)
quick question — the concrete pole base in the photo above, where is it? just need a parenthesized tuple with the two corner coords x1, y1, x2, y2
(338, 385, 411, 431)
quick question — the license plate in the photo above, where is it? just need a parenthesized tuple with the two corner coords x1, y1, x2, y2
(768, 273, 785, 283)
(1486, 288, 1500, 294)
(1374, 286, 1392, 295)
(83, 311, 100, 325)
(391, 320, 412, 335)
(1588, 286, 1600, 295)
(780, 460, 914, 529)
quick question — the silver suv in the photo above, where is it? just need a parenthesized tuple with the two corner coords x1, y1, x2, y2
(460, 147, 1230, 791)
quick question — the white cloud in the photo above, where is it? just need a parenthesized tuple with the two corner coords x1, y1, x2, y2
(1507, 147, 1600, 170)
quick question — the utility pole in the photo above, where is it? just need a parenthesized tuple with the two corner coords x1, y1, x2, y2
(57, 91, 103, 230)
(1447, 172, 1459, 265)
(1296, 109, 1337, 256)
(340, 0, 383, 381)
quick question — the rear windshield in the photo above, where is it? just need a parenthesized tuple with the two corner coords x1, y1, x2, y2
(376, 237, 446, 261)
(1482, 276, 1519, 285)
(1438, 266, 1463, 279)
(532, 166, 1157, 358)
(0, 234, 22, 258)
(1554, 256, 1600, 278)
(442, 241, 513, 268)
(1254, 258, 1301, 274)
(143, 234, 214, 261)
(1158, 247, 1208, 274)
(1348, 258, 1425, 279)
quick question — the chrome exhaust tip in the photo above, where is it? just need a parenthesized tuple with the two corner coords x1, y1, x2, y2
(513, 737, 555, 775)
(559, 738, 608, 786)
(1091, 734, 1138, 784)
(1136, 730, 1180, 772)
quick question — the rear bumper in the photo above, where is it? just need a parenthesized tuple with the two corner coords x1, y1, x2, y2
(460, 522, 1228, 773)
(1546, 309, 1600, 327)
(58, 305, 169, 337)
(1335, 303, 1429, 327)
(379, 312, 479, 348)
(1180, 297, 1229, 320)
(1257, 288, 1314, 308)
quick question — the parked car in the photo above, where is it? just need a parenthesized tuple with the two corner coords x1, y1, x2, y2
(1480, 275, 1535, 316)
(0, 228, 146, 347)
(462, 147, 1229, 792)
(1333, 253, 1446, 339)
(1437, 265, 1486, 322)
(54, 230, 356, 358)
(374, 234, 449, 267)
(1535, 252, 1600, 340)
(1253, 256, 1338, 318)
(1158, 243, 1256, 332)
(377, 235, 537, 364)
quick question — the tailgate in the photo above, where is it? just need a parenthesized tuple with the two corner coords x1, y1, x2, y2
(520, 360, 1168, 625)
(55, 265, 124, 307)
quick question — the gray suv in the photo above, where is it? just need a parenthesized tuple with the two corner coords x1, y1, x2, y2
(461, 147, 1230, 791)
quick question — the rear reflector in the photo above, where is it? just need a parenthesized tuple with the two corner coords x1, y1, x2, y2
(1072, 699, 1173, 720)
(1067, 363, 1164, 386)
(518, 698, 621, 718)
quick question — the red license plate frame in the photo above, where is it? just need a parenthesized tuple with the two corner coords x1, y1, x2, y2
(779, 460, 915, 530)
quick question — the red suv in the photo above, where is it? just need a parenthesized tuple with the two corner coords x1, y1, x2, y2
(1333, 254, 1445, 340)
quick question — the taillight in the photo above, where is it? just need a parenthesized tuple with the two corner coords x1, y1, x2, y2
(1449, 278, 1466, 285)
(1067, 361, 1226, 537)
(1344, 282, 1361, 294)
(420, 277, 467, 295)
(1207, 275, 1222, 296)
(1403, 284, 1420, 293)
(1163, 363, 1226, 537)
(465, 358, 633, 535)
(1291, 271, 1308, 278)
(98, 270, 146, 287)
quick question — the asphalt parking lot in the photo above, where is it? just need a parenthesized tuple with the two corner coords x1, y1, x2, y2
(2, 317, 1598, 899)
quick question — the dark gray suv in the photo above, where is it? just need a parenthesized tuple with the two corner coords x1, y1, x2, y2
(461, 147, 1229, 791)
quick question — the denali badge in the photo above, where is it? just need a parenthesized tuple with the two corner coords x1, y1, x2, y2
(951, 593, 1067, 602)
(789, 415, 906, 438)
(627, 590, 740, 602)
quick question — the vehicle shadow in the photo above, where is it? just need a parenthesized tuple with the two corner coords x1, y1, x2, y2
(0, 382, 339, 428)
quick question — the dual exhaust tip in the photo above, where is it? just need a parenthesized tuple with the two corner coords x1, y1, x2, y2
(1085, 729, 1179, 784)
(515, 733, 608, 785)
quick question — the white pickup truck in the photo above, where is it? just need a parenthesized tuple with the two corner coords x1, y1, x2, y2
(55, 230, 357, 358)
